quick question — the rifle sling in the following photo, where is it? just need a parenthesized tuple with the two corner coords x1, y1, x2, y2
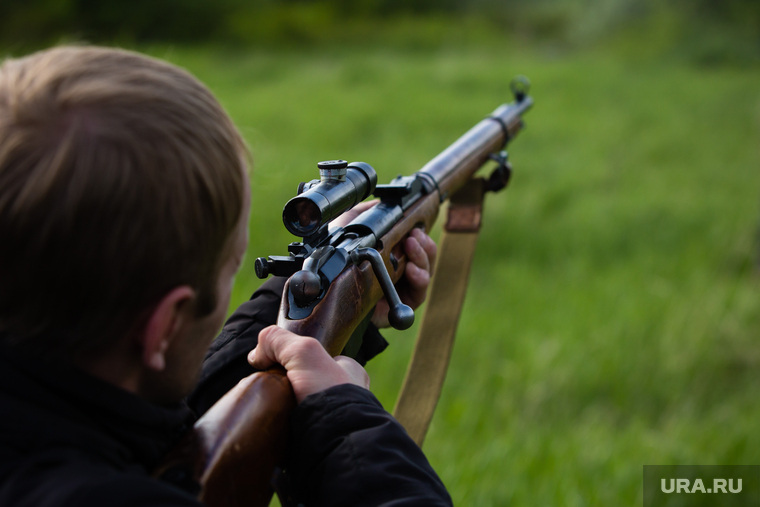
(393, 178, 486, 446)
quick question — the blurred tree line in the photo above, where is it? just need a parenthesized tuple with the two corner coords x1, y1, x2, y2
(1, 0, 758, 64)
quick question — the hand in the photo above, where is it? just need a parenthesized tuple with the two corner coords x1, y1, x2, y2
(330, 199, 438, 328)
(248, 325, 370, 403)
(371, 227, 437, 328)
(329, 199, 378, 228)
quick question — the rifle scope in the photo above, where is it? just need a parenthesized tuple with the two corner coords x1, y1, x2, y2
(283, 160, 377, 237)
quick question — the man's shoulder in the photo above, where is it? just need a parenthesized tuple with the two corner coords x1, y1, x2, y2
(0, 447, 202, 507)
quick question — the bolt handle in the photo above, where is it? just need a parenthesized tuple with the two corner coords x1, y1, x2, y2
(350, 248, 415, 330)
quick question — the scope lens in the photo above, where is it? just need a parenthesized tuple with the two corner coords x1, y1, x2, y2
(284, 197, 322, 236)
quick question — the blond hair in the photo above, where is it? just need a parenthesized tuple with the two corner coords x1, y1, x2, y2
(0, 46, 248, 358)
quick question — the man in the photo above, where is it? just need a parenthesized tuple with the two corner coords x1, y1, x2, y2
(0, 46, 450, 506)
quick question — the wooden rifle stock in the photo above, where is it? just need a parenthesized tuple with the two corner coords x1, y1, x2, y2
(154, 369, 295, 506)
(157, 83, 532, 506)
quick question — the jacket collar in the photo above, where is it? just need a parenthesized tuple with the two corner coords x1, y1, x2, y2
(0, 343, 193, 472)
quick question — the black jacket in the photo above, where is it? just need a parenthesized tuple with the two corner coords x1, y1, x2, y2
(0, 279, 451, 506)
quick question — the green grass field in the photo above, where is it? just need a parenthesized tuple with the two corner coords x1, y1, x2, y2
(146, 36, 760, 505)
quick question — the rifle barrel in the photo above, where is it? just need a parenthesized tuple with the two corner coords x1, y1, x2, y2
(420, 97, 533, 197)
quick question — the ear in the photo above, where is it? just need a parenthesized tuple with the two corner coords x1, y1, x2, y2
(141, 286, 196, 371)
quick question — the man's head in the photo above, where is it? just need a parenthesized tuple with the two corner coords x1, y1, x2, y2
(0, 46, 249, 391)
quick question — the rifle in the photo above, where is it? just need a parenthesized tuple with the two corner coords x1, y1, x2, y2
(156, 77, 533, 506)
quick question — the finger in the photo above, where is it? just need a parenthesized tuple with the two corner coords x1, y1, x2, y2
(352, 199, 379, 213)
(247, 325, 278, 368)
(248, 325, 324, 371)
(330, 199, 379, 228)
(404, 235, 430, 273)
(409, 228, 437, 270)
(403, 261, 430, 291)
(334, 356, 370, 389)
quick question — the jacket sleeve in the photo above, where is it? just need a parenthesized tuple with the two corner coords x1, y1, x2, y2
(187, 277, 389, 416)
(281, 384, 452, 507)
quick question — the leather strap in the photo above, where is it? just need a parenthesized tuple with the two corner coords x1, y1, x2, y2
(393, 178, 486, 446)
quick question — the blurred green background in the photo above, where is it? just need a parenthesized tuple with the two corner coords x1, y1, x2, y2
(3, 1, 758, 505)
